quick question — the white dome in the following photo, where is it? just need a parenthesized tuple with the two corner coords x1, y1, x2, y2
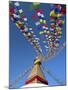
(20, 83, 48, 89)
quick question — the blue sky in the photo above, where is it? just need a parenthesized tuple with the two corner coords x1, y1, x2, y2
(9, 1, 66, 88)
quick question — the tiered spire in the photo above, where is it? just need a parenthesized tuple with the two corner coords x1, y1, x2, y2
(25, 57, 48, 85)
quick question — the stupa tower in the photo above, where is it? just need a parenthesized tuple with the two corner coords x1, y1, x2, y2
(25, 56, 48, 85)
